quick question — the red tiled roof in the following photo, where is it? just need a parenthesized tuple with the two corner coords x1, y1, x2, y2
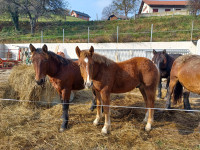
(143, 0, 188, 6)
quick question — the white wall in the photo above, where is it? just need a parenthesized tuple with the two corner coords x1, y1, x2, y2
(141, 3, 187, 14)
(2, 41, 197, 60)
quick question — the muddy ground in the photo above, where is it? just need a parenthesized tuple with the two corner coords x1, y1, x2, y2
(0, 69, 200, 150)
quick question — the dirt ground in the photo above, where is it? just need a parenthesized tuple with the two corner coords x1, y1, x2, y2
(0, 69, 200, 150)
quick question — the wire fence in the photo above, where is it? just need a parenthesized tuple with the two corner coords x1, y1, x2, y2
(1, 21, 200, 43)
(0, 97, 200, 113)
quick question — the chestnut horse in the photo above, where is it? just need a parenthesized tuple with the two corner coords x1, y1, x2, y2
(30, 44, 95, 132)
(167, 55, 200, 110)
(76, 46, 159, 134)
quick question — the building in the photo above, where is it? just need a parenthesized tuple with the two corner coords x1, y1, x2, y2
(108, 14, 127, 20)
(139, 0, 188, 14)
(71, 10, 90, 21)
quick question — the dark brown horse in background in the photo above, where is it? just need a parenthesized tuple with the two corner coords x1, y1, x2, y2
(166, 55, 200, 110)
(30, 44, 95, 132)
(76, 46, 159, 134)
(152, 49, 181, 99)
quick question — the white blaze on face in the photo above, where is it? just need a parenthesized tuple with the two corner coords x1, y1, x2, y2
(84, 57, 90, 84)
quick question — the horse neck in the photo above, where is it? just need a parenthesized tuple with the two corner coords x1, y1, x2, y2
(92, 62, 101, 80)
(46, 59, 60, 77)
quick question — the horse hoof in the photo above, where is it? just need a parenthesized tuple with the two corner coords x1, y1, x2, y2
(145, 123, 151, 132)
(59, 128, 66, 132)
(93, 119, 99, 126)
(101, 127, 108, 135)
(90, 106, 96, 112)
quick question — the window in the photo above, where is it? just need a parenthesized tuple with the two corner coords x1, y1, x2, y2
(165, 9, 171, 12)
(153, 9, 158, 12)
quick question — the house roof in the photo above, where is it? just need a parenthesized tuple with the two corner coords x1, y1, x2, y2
(143, 0, 188, 6)
(72, 10, 90, 18)
(108, 14, 127, 20)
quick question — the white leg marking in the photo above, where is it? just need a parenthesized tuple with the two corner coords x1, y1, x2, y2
(143, 110, 149, 123)
(145, 122, 152, 132)
(93, 117, 100, 126)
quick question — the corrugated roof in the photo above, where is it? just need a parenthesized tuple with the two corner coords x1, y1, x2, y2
(72, 10, 90, 18)
(143, 0, 188, 6)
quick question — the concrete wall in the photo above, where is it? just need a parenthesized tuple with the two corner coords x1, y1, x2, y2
(1, 41, 197, 60)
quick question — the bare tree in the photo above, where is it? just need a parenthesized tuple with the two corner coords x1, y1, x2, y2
(112, 0, 136, 18)
(0, 0, 20, 31)
(188, 0, 200, 15)
(101, 4, 117, 20)
(7, 0, 68, 34)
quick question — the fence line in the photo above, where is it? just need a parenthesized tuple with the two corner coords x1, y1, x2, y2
(0, 98, 200, 113)
(0, 24, 200, 43)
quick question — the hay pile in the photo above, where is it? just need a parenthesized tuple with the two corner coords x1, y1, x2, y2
(3, 64, 58, 106)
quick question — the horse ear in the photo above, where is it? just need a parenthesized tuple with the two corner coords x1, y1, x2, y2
(153, 49, 157, 55)
(75, 46, 81, 58)
(42, 44, 48, 53)
(163, 49, 166, 54)
(29, 44, 36, 53)
(89, 46, 94, 56)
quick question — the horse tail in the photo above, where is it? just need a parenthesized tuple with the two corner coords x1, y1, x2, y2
(172, 81, 183, 105)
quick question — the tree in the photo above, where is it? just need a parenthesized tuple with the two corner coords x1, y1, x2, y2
(112, 0, 136, 19)
(101, 4, 117, 20)
(188, 0, 200, 16)
(0, 0, 20, 31)
(8, 0, 68, 34)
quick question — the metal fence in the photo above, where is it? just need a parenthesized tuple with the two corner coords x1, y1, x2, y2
(95, 49, 190, 62)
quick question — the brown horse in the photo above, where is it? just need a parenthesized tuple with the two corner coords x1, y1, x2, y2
(76, 46, 159, 134)
(152, 49, 181, 99)
(167, 55, 200, 110)
(30, 44, 87, 132)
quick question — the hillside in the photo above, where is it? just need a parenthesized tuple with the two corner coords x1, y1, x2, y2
(0, 15, 200, 43)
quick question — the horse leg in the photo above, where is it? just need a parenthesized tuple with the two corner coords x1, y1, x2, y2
(164, 76, 170, 99)
(90, 88, 97, 111)
(60, 89, 71, 132)
(93, 91, 102, 126)
(100, 89, 111, 134)
(183, 89, 191, 110)
(144, 87, 155, 132)
(166, 77, 178, 109)
(139, 86, 148, 122)
(157, 77, 162, 98)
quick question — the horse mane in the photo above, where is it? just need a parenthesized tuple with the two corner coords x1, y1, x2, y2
(81, 50, 114, 66)
(36, 48, 72, 65)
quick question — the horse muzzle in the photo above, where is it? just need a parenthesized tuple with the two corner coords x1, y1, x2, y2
(84, 81, 93, 89)
(35, 78, 45, 85)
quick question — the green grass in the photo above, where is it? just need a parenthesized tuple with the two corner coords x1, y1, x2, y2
(0, 15, 200, 43)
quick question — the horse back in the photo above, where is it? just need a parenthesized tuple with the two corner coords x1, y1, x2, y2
(171, 55, 200, 93)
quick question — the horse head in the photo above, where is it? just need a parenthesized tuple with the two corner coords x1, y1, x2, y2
(76, 46, 94, 89)
(30, 44, 49, 85)
(152, 49, 167, 70)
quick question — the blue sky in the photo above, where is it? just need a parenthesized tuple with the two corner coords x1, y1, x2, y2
(66, 0, 113, 20)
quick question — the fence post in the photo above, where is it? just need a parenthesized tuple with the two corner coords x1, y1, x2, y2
(88, 27, 90, 43)
(150, 24, 153, 42)
(41, 31, 43, 43)
(63, 29, 65, 43)
(117, 26, 119, 43)
(191, 21, 194, 41)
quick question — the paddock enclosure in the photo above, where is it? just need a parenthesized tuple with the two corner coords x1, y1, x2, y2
(0, 44, 200, 149)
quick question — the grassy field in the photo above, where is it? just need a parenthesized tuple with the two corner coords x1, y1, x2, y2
(1, 15, 200, 43)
